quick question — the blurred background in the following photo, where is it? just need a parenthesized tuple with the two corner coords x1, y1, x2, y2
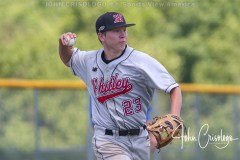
(0, 0, 239, 159)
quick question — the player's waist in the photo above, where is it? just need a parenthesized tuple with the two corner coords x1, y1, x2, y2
(94, 125, 147, 137)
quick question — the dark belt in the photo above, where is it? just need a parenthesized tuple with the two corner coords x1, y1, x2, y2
(105, 126, 146, 136)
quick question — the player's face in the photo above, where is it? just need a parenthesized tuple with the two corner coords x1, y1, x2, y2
(100, 27, 128, 54)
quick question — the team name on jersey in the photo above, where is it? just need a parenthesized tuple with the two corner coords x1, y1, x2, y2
(91, 73, 133, 103)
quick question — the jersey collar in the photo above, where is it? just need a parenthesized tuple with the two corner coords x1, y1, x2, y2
(96, 45, 134, 70)
(101, 45, 127, 64)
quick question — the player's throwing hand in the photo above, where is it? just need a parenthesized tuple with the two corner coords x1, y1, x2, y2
(59, 32, 77, 46)
(59, 32, 77, 66)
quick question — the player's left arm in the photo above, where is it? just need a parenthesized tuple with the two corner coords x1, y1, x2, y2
(169, 86, 182, 116)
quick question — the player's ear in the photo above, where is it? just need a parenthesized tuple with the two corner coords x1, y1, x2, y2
(98, 32, 106, 42)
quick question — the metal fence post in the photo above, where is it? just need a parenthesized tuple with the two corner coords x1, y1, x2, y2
(194, 94, 202, 160)
(34, 89, 40, 160)
(232, 95, 239, 160)
(152, 91, 161, 160)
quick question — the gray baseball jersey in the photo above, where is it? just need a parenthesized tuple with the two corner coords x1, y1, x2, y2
(69, 45, 178, 130)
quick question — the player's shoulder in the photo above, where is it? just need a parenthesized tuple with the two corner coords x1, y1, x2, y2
(74, 48, 98, 55)
(74, 48, 99, 58)
(132, 50, 151, 58)
(130, 48, 156, 62)
(126, 46, 162, 68)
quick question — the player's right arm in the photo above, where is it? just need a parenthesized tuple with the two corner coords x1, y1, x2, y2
(58, 32, 76, 67)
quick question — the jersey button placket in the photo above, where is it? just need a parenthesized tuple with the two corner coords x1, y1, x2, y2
(106, 66, 109, 72)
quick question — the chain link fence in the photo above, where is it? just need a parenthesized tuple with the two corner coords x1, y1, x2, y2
(0, 80, 239, 160)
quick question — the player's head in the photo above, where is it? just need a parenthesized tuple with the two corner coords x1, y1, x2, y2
(95, 12, 135, 47)
(95, 12, 135, 34)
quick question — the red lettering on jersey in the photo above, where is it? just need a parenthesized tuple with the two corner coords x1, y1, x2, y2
(91, 73, 133, 103)
(113, 14, 124, 23)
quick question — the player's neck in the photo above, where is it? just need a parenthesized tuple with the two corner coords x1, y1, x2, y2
(103, 49, 122, 60)
(104, 53, 121, 61)
(103, 46, 126, 61)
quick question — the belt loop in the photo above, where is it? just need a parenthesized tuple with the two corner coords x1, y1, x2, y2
(105, 129, 113, 135)
(143, 125, 146, 130)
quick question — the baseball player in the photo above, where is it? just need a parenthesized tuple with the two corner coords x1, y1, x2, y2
(59, 12, 182, 160)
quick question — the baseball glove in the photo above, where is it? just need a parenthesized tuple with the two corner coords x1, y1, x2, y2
(147, 114, 185, 149)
